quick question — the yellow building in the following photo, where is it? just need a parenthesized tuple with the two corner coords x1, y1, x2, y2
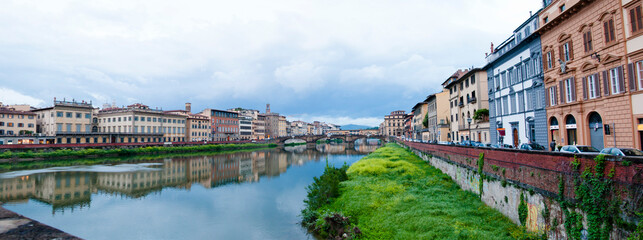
(98, 103, 186, 143)
(33, 99, 102, 144)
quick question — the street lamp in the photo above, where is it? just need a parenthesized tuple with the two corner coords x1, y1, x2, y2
(467, 118, 472, 141)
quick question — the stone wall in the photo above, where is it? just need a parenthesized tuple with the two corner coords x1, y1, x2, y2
(401, 141, 642, 239)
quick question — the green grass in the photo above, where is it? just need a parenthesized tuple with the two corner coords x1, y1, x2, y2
(304, 143, 540, 239)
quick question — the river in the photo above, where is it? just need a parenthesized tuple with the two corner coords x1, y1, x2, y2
(0, 142, 380, 239)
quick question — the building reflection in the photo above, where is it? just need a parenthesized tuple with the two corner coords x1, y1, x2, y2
(0, 143, 380, 213)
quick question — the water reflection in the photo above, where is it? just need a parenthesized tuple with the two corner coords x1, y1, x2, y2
(0, 146, 377, 213)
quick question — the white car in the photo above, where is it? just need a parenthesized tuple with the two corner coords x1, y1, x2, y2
(559, 145, 600, 154)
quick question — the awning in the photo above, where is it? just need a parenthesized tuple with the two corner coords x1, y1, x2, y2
(497, 128, 505, 136)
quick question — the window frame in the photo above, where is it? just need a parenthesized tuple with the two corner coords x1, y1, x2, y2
(629, 4, 643, 35)
(588, 74, 597, 99)
(610, 67, 621, 94)
(637, 60, 643, 91)
(604, 17, 616, 45)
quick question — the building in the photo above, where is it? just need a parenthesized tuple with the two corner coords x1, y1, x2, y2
(383, 110, 406, 137)
(411, 101, 428, 140)
(278, 115, 287, 137)
(404, 113, 413, 139)
(98, 103, 186, 143)
(425, 91, 451, 142)
(624, 0, 643, 150)
(538, 0, 636, 149)
(33, 98, 99, 144)
(443, 69, 490, 143)
(238, 115, 253, 140)
(200, 109, 239, 141)
(0, 103, 38, 144)
(253, 114, 266, 140)
(486, 10, 548, 148)
(290, 121, 308, 136)
(165, 103, 211, 142)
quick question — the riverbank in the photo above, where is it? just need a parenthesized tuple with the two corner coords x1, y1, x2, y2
(0, 143, 276, 160)
(0, 206, 80, 239)
(302, 143, 540, 239)
(0, 143, 276, 171)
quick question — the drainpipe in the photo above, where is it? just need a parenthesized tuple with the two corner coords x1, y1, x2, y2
(521, 56, 528, 145)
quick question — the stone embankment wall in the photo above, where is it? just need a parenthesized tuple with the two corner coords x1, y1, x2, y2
(400, 141, 642, 239)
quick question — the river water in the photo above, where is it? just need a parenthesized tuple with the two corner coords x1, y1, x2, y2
(0, 143, 379, 240)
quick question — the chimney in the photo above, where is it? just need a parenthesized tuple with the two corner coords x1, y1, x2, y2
(490, 42, 494, 53)
(185, 102, 192, 113)
(529, 11, 532, 16)
(266, 103, 271, 114)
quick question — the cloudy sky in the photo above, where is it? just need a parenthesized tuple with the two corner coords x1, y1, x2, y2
(0, 0, 541, 127)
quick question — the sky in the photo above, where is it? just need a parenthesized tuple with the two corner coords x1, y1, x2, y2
(0, 0, 542, 127)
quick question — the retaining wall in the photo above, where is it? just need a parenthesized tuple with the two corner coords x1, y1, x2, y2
(400, 141, 642, 239)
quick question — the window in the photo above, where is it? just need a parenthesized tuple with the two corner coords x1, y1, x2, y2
(76, 113, 81, 118)
(526, 89, 534, 111)
(7, 123, 13, 127)
(583, 31, 593, 52)
(508, 68, 514, 85)
(610, 67, 623, 94)
(471, 75, 475, 84)
(549, 86, 558, 106)
(546, 51, 553, 70)
(561, 42, 573, 62)
(630, 5, 643, 34)
(66, 123, 72, 132)
(57, 111, 63, 117)
(544, 17, 549, 24)
(638, 60, 643, 90)
(604, 18, 616, 44)
(565, 78, 575, 103)
(587, 74, 598, 99)
(66, 112, 72, 118)
(510, 94, 517, 113)
(502, 96, 509, 115)
(17, 123, 23, 127)
(560, 4, 565, 12)
(57, 123, 62, 131)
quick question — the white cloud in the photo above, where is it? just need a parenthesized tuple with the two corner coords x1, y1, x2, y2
(0, 87, 45, 107)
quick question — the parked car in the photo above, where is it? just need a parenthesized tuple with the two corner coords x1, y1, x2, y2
(559, 145, 600, 154)
(599, 148, 643, 157)
(500, 144, 514, 149)
(471, 141, 484, 147)
(519, 143, 546, 151)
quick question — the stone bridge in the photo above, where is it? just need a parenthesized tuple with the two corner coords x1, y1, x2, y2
(275, 134, 387, 144)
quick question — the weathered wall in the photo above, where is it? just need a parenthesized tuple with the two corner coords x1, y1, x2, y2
(401, 141, 642, 239)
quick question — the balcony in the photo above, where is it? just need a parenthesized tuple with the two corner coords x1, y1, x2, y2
(458, 102, 464, 108)
(468, 97, 477, 104)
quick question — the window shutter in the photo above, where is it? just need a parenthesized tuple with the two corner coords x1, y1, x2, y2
(583, 33, 588, 52)
(595, 73, 601, 97)
(582, 77, 588, 100)
(569, 41, 574, 60)
(546, 88, 551, 106)
(603, 71, 610, 96)
(559, 45, 564, 62)
(618, 66, 626, 93)
(559, 81, 565, 103)
(604, 21, 610, 42)
(554, 86, 558, 105)
(543, 54, 548, 70)
(632, 8, 638, 33)
(571, 77, 576, 101)
(628, 63, 637, 91)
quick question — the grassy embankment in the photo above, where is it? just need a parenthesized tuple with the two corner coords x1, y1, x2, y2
(0, 143, 276, 171)
(302, 143, 540, 239)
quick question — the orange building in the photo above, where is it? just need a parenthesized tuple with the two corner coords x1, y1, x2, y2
(538, 0, 638, 149)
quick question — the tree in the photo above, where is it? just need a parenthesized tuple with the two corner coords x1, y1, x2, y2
(473, 109, 489, 121)
(422, 113, 428, 128)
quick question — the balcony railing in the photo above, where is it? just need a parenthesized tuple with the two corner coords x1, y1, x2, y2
(468, 97, 477, 103)
(458, 102, 464, 108)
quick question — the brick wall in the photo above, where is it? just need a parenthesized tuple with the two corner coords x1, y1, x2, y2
(402, 141, 643, 200)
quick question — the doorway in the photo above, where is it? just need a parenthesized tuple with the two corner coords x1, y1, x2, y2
(565, 115, 577, 145)
(513, 128, 519, 147)
(588, 112, 604, 150)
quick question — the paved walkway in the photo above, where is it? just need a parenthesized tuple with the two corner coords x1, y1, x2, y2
(0, 206, 81, 240)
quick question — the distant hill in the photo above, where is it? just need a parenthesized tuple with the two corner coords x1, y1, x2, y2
(340, 124, 376, 130)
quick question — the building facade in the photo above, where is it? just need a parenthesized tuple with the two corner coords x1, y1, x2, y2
(624, 0, 643, 150)
(444, 69, 491, 143)
(253, 114, 266, 140)
(200, 109, 239, 141)
(425, 91, 451, 142)
(411, 101, 428, 140)
(539, 0, 636, 149)
(486, 11, 548, 148)
(33, 99, 99, 144)
(98, 103, 186, 143)
(383, 110, 406, 137)
(0, 104, 37, 144)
